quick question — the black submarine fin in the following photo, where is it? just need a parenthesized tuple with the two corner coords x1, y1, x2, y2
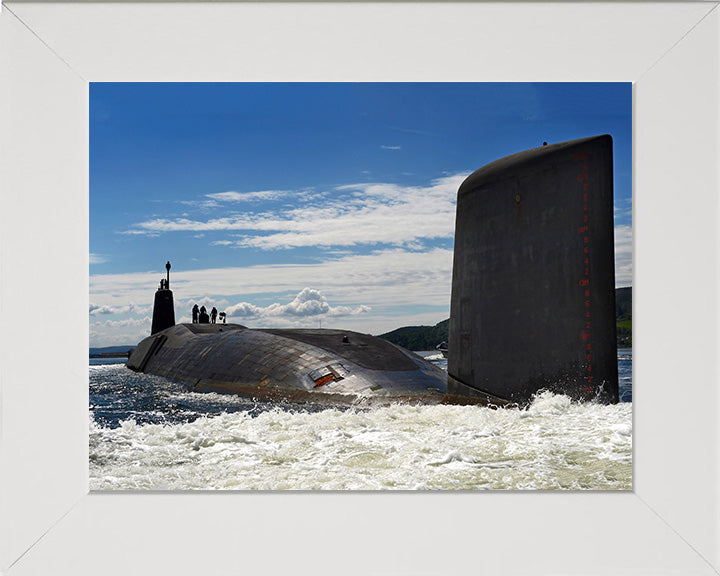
(150, 261, 176, 335)
(448, 135, 619, 404)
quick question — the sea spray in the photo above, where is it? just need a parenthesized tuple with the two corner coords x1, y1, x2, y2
(90, 391, 632, 491)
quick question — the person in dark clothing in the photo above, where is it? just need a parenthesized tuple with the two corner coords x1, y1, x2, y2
(192, 304, 199, 323)
(211, 307, 217, 324)
(199, 305, 209, 324)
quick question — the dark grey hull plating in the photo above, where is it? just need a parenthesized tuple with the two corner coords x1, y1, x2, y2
(127, 324, 503, 407)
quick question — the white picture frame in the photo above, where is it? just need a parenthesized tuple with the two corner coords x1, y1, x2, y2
(1, 2, 718, 575)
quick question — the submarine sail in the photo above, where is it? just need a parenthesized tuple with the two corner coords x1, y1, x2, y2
(150, 261, 175, 335)
(447, 135, 619, 404)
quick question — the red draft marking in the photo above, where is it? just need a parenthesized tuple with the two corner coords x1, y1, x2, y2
(576, 153, 593, 392)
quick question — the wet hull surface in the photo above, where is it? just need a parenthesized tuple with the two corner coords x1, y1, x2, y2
(127, 324, 500, 407)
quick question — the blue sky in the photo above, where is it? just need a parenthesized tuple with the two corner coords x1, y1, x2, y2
(90, 82, 632, 347)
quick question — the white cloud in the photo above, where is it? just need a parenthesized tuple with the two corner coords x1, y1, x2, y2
(89, 247, 453, 333)
(179, 199, 220, 209)
(614, 224, 633, 287)
(92, 316, 151, 329)
(120, 229, 160, 237)
(226, 288, 370, 321)
(89, 253, 108, 264)
(206, 190, 289, 203)
(380, 145, 401, 150)
(124, 174, 468, 251)
(89, 304, 114, 315)
(89, 316, 153, 347)
(326, 304, 372, 317)
(179, 296, 229, 310)
(89, 302, 148, 316)
(79, 288, 370, 337)
(224, 301, 262, 318)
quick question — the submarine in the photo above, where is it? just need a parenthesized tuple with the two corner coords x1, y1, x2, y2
(128, 264, 466, 406)
(128, 135, 619, 406)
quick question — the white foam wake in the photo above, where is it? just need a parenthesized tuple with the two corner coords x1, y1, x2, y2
(90, 392, 632, 491)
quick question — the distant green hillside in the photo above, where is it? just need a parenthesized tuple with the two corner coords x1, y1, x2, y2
(378, 319, 449, 352)
(615, 287, 632, 347)
(379, 287, 632, 350)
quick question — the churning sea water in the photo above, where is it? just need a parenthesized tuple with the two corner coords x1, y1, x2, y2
(89, 350, 632, 490)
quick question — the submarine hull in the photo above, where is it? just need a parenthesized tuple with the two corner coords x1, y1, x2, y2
(127, 323, 497, 406)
